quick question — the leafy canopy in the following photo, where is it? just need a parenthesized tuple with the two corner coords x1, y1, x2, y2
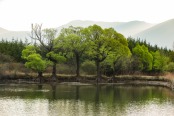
(133, 44, 153, 71)
(22, 45, 48, 72)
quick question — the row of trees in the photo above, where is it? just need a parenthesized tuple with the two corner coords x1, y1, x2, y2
(0, 39, 27, 62)
(1, 24, 174, 82)
(22, 24, 131, 81)
(128, 38, 174, 73)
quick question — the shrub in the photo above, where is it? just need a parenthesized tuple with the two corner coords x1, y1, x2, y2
(81, 60, 96, 75)
(0, 54, 14, 63)
(57, 63, 76, 75)
(167, 62, 174, 72)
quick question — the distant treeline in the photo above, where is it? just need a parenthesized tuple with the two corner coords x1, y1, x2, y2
(1, 25, 174, 79)
(127, 37, 174, 73)
(0, 39, 27, 62)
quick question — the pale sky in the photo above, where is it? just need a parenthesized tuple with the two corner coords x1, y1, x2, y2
(0, 0, 174, 31)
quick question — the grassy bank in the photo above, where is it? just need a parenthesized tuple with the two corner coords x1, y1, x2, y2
(0, 63, 174, 90)
(0, 72, 174, 90)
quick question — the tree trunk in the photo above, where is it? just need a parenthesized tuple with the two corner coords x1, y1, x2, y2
(75, 53, 80, 77)
(111, 65, 116, 83)
(52, 62, 57, 81)
(38, 71, 43, 83)
(96, 61, 101, 82)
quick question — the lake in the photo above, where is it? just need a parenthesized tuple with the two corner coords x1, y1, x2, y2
(0, 83, 174, 116)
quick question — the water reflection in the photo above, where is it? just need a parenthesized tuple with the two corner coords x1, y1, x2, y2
(38, 84, 43, 90)
(0, 84, 173, 116)
(50, 82, 57, 100)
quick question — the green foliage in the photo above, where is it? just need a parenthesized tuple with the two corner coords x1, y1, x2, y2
(169, 51, 174, 62)
(21, 45, 37, 60)
(0, 39, 26, 62)
(128, 37, 157, 52)
(97, 28, 131, 76)
(86, 25, 114, 62)
(22, 45, 48, 72)
(56, 26, 88, 55)
(25, 53, 47, 72)
(127, 37, 173, 73)
(115, 57, 132, 74)
(152, 51, 169, 72)
(2, 25, 174, 77)
(105, 42, 131, 68)
(56, 26, 89, 76)
(82, 25, 133, 77)
(46, 51, 66, 63)
(31, 25, 66, 77)
(133, 44, 153, 71)
(166, 62, 174, 72)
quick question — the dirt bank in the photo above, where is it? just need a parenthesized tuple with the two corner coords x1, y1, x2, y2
(0, 74, 174, 90)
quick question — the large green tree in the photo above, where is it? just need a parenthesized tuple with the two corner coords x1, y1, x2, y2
(102, 28, 131, 77)
(22, 45, 48, 83)
(56, 26, 88, 77)
(85, 25, 122, 80)
(152, 51, 169, 72)
(132, 44, 153, 72)
(105, 42, 131, 77)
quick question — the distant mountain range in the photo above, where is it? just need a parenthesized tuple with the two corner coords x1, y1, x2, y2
(58, 20, 154, 37)
(0, 19, 174, 49)
(133, 19, 174, 49)
(0, 27, 8, 33)
(0, 28, 30, 42)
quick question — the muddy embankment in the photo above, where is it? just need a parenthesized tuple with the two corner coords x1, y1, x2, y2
(0, 75, 174, 90)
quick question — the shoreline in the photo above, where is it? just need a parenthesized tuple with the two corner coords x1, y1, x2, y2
(0, 75, 174, 90)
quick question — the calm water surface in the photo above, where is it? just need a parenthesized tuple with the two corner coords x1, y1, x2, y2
(0, 83, 174, 116)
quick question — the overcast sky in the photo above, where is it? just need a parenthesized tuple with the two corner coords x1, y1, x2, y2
(0, 0, 174, 31)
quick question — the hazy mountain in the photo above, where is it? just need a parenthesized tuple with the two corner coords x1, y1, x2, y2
(134, 19, 174, 49)
(59, 20, 123, 28)
(57, 20, 123, 34)
(0, 20, 153, 42)
(0, 27, 8, 33)
(0, 19, 173, 49)
(114, 21, 154, 37)
(58, 20, 153, 37)
(0, 30, 30, 41)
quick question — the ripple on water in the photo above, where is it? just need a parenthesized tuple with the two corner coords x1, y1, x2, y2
(0, 85, 173, 116)
(124, 100, 174, 116)
(0, 98, 49, 116)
